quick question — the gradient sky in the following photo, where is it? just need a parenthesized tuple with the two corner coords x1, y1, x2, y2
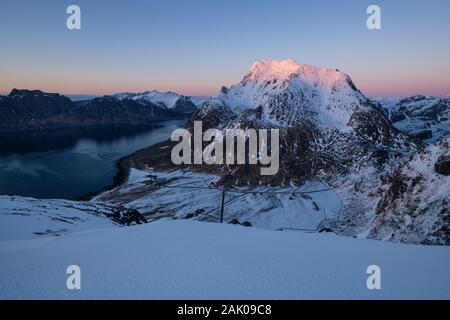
(1, 0, 449, 97)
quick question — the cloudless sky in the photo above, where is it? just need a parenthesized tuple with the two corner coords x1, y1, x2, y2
(1, 0, 449, 97)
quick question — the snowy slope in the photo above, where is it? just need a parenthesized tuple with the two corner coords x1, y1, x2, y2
(370, 138, 450, 244)
(322, 138, 450, 245)
(0, 196, 117, 241)
(95, 168, 342, 231)
(189, 96, 210, 108)
(1, 219, 449, 299)
(0, 195, 149, 241)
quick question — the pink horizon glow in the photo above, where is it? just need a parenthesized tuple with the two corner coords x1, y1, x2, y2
(1, 70, 449, 98)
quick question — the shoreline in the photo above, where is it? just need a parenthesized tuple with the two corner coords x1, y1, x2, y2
(83, 139, 180, 201)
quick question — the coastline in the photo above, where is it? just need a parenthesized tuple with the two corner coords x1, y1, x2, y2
(83, 139, 182, 201)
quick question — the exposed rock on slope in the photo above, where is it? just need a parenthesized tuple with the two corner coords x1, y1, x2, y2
(369, 139, 450, 245)
(435, 155, 450, 176)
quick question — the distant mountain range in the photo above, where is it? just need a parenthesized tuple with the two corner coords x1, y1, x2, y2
(0, 89, 206, 132)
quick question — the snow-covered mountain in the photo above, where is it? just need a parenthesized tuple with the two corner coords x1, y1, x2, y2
(114, 90, 201, 114)
(383, 95, 450, 143)
(210, 59, 367, 128)
(188, 59, 414, 184)
(180, 59, 450, 245)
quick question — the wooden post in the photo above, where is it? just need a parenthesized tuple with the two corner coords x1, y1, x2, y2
(219, 190, 225, 223)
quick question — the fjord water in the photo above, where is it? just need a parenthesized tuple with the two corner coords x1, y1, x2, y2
(0, 119, 187, 200)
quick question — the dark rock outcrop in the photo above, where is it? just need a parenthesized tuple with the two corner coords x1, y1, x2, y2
(435, 155, 450, 176)
(107, 207, 148, 226)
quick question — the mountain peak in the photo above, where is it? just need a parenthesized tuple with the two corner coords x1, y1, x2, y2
(245, 59, 350, 86)
(9, 89, 45, 96)
(212, 59, 364, 128)
(8, 89, 65, 100)
(247, 59, 301, 81)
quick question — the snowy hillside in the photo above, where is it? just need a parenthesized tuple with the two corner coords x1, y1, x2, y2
(1, 219, 449, 299)
(322, 138, 450, 245)
(370, 138, 450, 244)
(95, 168, 342, 231)
(0, 196, 146, 241)
(388, 96, 450, 143)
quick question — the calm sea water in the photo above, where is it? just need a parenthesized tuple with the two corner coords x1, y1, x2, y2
(0, 119, 187, 200)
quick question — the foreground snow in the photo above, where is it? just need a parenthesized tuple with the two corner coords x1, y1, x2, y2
(1, 220, 449, 300)
(0, 196, 116, 241)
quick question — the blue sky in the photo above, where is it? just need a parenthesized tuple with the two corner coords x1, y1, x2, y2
(1, 0, 449, 97)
